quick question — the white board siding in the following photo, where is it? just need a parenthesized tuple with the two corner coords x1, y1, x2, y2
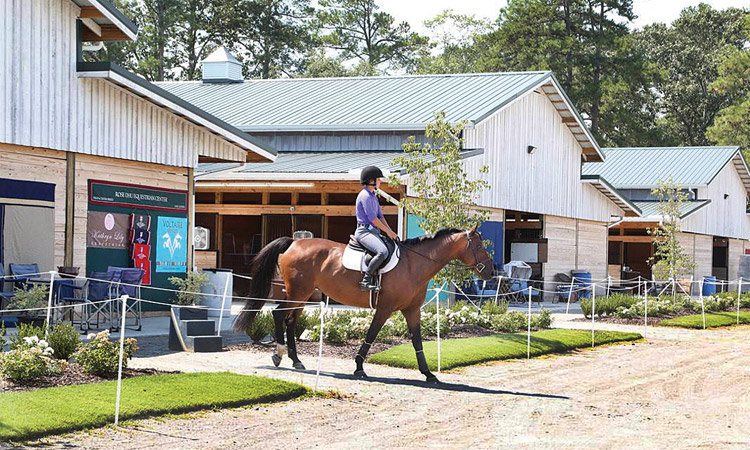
(682, 162, 750, 240)
(0, 0, 247, 168)
(463, 91, 623, 223)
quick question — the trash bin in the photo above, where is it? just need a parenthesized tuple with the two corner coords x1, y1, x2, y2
(572, 270, 592, 299)
(702, 275, 718, 296)
(201, 268, 233, 317)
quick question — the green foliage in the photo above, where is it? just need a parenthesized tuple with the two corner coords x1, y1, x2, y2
(413, 10, 492, 75)
(316, 0, 428, 72)
(0, 372, 308, 441)
(169, 271, 210, 306)
(7, 284, 49, 315)
(45, 323, 82, 361)
(369, 329, 642, 371)
(580, 294, 641, 318)
(647, 178, 696, 280)
(75, 330, 139, 378)
(639, 4, 749, 146)
(390, 111, 491, 284)
(248, 312, 275, 342)
(0, 336, 63, 384)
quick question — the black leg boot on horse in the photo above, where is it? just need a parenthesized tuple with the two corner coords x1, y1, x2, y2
(353, 307, 393, 378)
(285, 311, 305, 370)
(271, 307, 286, 367)
(403, 304, 439, 383)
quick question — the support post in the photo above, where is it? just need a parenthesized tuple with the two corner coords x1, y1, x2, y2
(644, 280, 649, 339)
(699, 279, 706, 330)
(591, 283, 596, 348)
(216, 273, 231, 337)
(436, 284, 443, 374)
(737, 278, 742, 325)
(45, 271, 57, 335)
(115, 295, 128, 426)
(527, 286, 532, 359)
(566, 276, 575, 314)
(315, 301, 325, 392)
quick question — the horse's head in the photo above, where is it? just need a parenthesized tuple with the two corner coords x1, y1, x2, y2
(457, 224, 494, 281)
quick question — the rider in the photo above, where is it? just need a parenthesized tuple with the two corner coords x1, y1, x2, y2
(355, 166, 399, 291)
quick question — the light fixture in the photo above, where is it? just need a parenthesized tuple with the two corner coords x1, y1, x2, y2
(724, 193, 729, 199)
(527, 145, 537, 154)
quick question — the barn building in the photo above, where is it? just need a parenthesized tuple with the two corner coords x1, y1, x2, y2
(159, 50, 638, 295)
(0, 1, 275, 303)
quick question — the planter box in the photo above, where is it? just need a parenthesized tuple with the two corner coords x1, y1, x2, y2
(17, 316, 45, 328)
(177, 306, 208, 321)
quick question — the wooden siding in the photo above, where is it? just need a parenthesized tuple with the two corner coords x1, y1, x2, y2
(0, 144, 68, 267)
(463, 91, 623, 222)
(251, 132, 428, 152)
(0, 0, 247, 167)
(682, 162, 750, 240)
(678, 232, 713, 295)
(542, 215, 607, 298)
(73, 154, 188, 273)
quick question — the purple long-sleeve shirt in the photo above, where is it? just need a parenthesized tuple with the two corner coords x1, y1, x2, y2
(356, 188, 384, 226)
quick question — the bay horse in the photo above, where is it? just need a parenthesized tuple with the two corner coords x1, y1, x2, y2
(233, 225, 493, 383)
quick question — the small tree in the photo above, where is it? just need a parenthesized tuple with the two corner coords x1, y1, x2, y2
(648, 178, 696, 282)
(389, 111, 491, 284)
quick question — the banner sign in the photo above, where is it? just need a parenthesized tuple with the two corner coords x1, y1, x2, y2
(155, 216, 188, 273)
(86, 211, 129, 249)
(89, 180, 187, 212)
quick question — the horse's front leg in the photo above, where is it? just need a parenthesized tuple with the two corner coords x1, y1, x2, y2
(271, 307, 286, 367)
(354, 307, 392, 378)
(402, 306, 438, 383)
(285, 309, 305, 370)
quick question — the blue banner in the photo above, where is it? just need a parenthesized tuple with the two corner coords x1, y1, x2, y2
(155, 216, 188, 273)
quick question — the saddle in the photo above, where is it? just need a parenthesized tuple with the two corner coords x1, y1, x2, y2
(342, 235, 400, 274)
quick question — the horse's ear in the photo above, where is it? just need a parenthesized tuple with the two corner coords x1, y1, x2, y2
(469, 223, 478, 233)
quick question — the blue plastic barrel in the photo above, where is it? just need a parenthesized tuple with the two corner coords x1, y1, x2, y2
(572, 271, 592, 299)
(702, 276, 718, 296)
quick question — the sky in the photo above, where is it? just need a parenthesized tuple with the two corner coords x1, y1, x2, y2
(376, 0, 750, 32)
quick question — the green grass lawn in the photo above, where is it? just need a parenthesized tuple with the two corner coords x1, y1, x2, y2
(659, 311, 750, 329)
(0, 372, 308, 441)
(369, 329, 642, 371)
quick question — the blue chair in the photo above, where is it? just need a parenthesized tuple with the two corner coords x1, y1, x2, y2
(8, 263, 40, 290)
(55, 278, 86, 330)
(471, 278, 499, 305)
(0, 264, 16, 309)
(108, 267, 144, 331)
(67, 271, 117, 332)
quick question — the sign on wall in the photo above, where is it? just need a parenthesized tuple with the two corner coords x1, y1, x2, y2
(86, 211, 129, 249)
(89, 180, 187, 212)
(155, 216, 188, 273)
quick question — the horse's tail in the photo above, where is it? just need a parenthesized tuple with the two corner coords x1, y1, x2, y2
(233, 237, 294, 334)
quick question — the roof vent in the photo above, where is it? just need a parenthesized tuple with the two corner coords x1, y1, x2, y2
(202, 46, 243, 83)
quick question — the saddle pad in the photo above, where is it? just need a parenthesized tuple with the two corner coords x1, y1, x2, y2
(342, 245, 400, 274)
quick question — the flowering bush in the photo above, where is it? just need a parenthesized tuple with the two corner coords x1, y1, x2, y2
(8, 322, 81, 360)
(75, 330, 139, 378)
(0, 336, 63, 383)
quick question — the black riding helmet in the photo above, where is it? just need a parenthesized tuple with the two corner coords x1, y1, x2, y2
(360, 165, 385, 185)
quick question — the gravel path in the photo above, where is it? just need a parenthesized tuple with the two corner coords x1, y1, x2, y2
(28, 325, 750, 449)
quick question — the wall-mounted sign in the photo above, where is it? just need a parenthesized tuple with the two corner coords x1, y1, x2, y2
(86, 211, 128, 249)
(89, 180, 187, 212)
(155, 216, 188, 273)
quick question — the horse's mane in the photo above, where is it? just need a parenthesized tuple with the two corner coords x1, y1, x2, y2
(402, 227, 464, 246)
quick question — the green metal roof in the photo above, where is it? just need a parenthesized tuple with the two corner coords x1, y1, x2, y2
(196, 149, 483, 179)
(157, 72, 553, 132)
(632, 200, 712, 220)
(582, 146, 742, 188)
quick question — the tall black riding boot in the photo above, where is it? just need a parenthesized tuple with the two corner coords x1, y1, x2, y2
(360, 272, 378, 291)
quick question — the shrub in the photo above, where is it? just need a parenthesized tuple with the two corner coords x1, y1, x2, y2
(531, 308, 553, 329)
(46, 323, 81, 360)
(0, 336, 63, 384)
(294, 311, 313, 339)
(420, 305, 450, 337)
(7, 285, 49, 315)
(248, 312, 274, 343)
(8, 322, 46, 350)
(168, 271, 210, 306)
(75, 330, 138, 378)
(488, 311, 527, 333)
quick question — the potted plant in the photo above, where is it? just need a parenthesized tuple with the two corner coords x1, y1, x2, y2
(7, 284, 49, 327)
(168, 271, 210, 320)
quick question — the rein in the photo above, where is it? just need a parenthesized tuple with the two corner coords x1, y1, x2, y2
(397, 231, 491, 273)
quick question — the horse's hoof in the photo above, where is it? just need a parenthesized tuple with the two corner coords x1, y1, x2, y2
(293, 361, 306, 370)
(353, 370, 368, 379)
(271, 354, 282, 367)
(424, 373, 439, 384)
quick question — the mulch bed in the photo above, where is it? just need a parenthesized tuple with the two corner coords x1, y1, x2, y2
(0, 363, 177, 393)
(226, 324, 500, 360)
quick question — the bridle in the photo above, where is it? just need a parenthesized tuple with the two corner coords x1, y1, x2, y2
(465, 231, 493, 275)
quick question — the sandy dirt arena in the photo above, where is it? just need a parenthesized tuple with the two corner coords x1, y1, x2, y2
(30, 325, 750, 449)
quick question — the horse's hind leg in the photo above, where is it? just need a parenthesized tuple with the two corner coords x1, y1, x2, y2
(272, 306, 286, 367)
(285, 308, 305, 370)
